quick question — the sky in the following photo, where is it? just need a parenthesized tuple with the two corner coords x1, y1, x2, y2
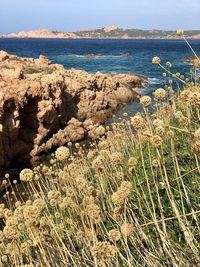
(0, 0, 200, 34)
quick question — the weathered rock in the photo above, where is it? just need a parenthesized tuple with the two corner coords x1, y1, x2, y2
(0, 51, 145, 171)
(35, 55, 51, 67)
(0, 51, 9, 61)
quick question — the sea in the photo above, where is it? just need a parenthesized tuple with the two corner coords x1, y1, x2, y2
(0, 38, 200, 122)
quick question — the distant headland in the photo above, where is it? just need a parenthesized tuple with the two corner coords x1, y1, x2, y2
(1, 24, 200, 39)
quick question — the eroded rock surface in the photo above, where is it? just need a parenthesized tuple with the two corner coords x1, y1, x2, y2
(0, 50, 145, 171)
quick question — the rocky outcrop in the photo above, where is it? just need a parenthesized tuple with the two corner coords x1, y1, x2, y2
(0, 29, 80, 39)
(103, 24, 120, 33)
(0, 50, 145, 171)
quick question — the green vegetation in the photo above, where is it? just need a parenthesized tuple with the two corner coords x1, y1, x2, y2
(0, 63, 15, 70)
(24, 66, 55, 75)
(0, 31, 199, 267)
(73, 27, 200, 39)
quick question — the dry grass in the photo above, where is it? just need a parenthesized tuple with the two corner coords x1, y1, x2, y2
(0, 31, 200, 267)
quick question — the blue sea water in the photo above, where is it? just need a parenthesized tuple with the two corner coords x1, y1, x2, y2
(0, 38, 200, 121)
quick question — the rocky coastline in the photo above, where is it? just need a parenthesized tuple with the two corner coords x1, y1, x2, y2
(1, 25, 200, 39)
(0, 51, 145, 173)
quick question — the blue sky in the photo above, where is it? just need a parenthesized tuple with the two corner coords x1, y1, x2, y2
(0, 0, 199, 34)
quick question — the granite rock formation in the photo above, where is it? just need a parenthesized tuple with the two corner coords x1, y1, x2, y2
(0, 50, 145, 171)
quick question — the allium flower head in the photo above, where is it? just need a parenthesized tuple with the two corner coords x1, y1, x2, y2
(194, 128, 200, 140)
(108, 229, 121, 241)
(152, 159, 159, 168)
(154, 88, 166, 101)
(152, 56, 161, 64)
(167, 130, 174, 139)
(86, 203, 101, 224)
(110, 152, 123, 165)
(92, 241, 116, 263)
(156, 126, 165, 136)
(176, 29, 184, 36)
(20, 168, 34, 182)
(92, 155, 105, 170)
(111, 181, 132, 205)
(128, 157, 137, 166)
(151, 135, 163, 147)
(166, 61, 172, 68)
(131, 113, 144, 129)
(55, 146, 70, 161)
(140, 96, 151, 107)
(95, 125, 106, 136)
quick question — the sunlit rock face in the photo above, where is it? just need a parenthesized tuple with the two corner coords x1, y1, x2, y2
(0, 50, 144, 171)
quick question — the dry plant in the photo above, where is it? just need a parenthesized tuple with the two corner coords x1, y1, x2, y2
(0, 30, 200, 267)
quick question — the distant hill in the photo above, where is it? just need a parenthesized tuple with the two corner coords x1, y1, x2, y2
(1, 24, 200, 39)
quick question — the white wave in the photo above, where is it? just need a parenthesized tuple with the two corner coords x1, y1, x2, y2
(181, 61, 194, 66)
(147, 77, 161, 85)
(65, 54, 129, 59)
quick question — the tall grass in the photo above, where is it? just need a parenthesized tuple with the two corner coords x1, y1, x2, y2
(0, 31, 199, 267)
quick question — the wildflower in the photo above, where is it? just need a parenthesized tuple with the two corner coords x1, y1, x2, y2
(131, 113, 144, 129)
(167, 130, 174, 139)
(166, 61, 172, 68)
(91, 241, 116, 263)
(156, 126, 165, 136)
(110, 152, 123, 165)
(15, 201, 21, 208)
(55, 146, 70, 161)
(120, 223, 134, 237)
(128, 157, 137, 166)
(194, 128, 200, 140)
(176, 29, 184, 36)
(140, 96, 151, 107)
(189, 92, 200, 105)
(20, 168, 34, 182)
(152, 56, 161, 64)
(95, 125, 106, 136)
(75, 176, 88, 190)
(33, 198, 46, 212)
(152, 159, 159, 168)
(92, 155, 105, 170)
(86, 203, 101, 224)
(180, 89, 191, 102)
(154, 88, 166, 101)
(111, 181, 132, 205)
(108, 229, 121, 242)
(151, 135, 163, 147)
(179, 116, 189, 126)
(142, 130, 152, 141)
